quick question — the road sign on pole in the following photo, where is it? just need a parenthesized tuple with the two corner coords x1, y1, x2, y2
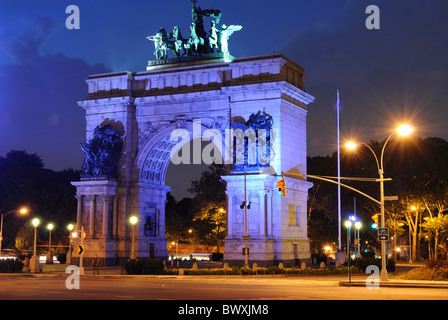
(378, 227, 389, 241)
(77, 245, 84, 255)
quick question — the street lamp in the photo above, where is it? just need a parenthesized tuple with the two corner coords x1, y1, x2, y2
(345, 124, 413, 281)
(31, 218, 40, 273)
(355, 221, 362, 258)
(0, 207, 28, 255)
(130, 216, 138, 260)
(47, 223, 54, 264)
(67, 224, 74, 264)
(345, 220, 352, 282)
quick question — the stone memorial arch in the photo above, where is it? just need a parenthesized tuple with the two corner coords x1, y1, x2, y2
(71, 1, 315, 266)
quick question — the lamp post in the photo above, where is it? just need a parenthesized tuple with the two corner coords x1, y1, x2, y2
(31, 218, 40, 273)
(346, 124, 413, 281)
(130, 216, 138, 260)
(47, 223, 54, 264)
(67, 224, 74, 264)
(355, 221, 362, 258)
(345, 220, 352, 282)
(0, 207, 28, 255)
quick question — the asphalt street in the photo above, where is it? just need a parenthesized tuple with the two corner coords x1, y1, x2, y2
(1, 274, 447, 300)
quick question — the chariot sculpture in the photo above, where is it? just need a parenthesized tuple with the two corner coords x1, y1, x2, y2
(147, 0, 242, 60)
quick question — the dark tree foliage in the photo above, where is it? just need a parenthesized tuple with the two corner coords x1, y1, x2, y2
(0, 150, 79, 250)
(188, 163, 227, 248)
(164, 163, 227, 249)
(307, 136, 448, 253)
(165, 193, 194, 242)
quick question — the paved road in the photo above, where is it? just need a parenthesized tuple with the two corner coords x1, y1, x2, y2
(1, 274, 447, 300)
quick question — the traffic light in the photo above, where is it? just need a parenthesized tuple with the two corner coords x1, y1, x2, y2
(71, 230, 86, 239)
(276, 177, 286, 196)
(371, 214, 380, 229)
(240, 201, 251, 209)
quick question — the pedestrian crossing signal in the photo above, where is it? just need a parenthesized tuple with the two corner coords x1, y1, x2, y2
(276, 177, 286, 196)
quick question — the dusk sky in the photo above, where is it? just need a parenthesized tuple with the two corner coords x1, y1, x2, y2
(1, 0, 447, 198)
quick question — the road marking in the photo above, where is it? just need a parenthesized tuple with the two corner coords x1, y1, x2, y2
(115, 295, 135, 299)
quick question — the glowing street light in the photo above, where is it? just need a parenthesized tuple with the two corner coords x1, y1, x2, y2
(396, 124, 413, 137)
(130, 216, 138, 260)
(355, 221, 362, 257)
(345, 124, 413, 281)
(30, 218, 40, 273)
(47, 223, 54, 264)
(0, 207, 28, 255)
(345, 141, 357, 151)
(67, 224, 74, 264)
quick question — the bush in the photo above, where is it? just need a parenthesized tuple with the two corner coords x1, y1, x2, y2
(125, 258, 165, 275)
(425, 260, 448, 270)
(0, 259, 24, 273)
(211, 252, 223, 261)
(57, 253, 67, 264)
(396, 266, 448, 281)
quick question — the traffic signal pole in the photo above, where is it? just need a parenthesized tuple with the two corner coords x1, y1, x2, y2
(282, 171, 391, 280)
(79, 227, 84, 275)
(243, 173, 249, 268)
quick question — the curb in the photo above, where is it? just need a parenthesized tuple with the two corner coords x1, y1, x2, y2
(339, 280, 448, 289)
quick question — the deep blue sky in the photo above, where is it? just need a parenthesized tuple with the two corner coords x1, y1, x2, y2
(1, 1, 448, 198)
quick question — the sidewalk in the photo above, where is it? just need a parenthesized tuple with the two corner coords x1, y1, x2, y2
(4, 264, 448, 289)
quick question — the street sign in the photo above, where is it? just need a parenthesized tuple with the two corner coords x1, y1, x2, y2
(378, 228, 389, 241)
(78, 245, 84, 255)
(242, 247, 249, 255)
(384, 196, 398, 201)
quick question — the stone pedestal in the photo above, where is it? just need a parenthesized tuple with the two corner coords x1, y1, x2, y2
(71, 179, 119, 266)
(30, 256, 40, 273)
(222, 173, 312, 267)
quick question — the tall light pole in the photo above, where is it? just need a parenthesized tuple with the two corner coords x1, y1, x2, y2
(130, 216, 138, 260)
(345, 220, 352, 282)
(355, 221, 362, 258)
(31, 218, 40, 273)
(67, 224, 74, 264)
(47, 223, 54, 264)
(346, 124, 413, 281)
(336, 90, 342, 254)
(0, 207, 28, 255)
(243, 173, 249, 268)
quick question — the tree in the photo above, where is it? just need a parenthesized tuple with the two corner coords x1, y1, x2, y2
(0, 150, 79, 249)
(422, 214, 448, 260)
(15, 223, 34, 251)
(385, 201, 406, 260)
(188, 163, 227, 250)
(165, 193, 194, 242)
